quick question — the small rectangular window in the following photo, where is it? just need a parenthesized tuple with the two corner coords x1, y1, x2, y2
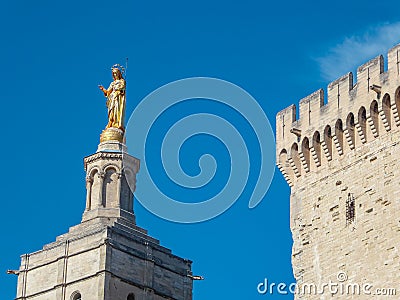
(346, 193, 355, 226)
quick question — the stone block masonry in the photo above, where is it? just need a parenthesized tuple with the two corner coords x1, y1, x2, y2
(15, 141, 193, 300)
(276, 43, 400, 299)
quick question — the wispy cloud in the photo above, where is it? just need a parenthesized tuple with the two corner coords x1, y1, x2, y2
(316, 22, 400, 81)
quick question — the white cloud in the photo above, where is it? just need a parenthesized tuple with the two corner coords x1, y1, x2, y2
(316, 22, 400, 81)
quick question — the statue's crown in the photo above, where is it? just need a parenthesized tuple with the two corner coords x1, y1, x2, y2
(111, 64, 125, 76)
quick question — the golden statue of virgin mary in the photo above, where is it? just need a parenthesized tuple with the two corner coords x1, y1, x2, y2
(98, 64, 126, 143)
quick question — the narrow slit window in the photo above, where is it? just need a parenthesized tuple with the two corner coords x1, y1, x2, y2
(346, 193, 355, 225)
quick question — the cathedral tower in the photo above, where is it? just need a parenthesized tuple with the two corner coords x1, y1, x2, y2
(14, 66, 193, 300)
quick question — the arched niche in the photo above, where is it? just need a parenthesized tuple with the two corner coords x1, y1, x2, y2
(358, 106, 367, 143)
(335, 119, 344, 155)
(102, 167, 119, 208)
(370, 100, 379, 136)
(90, 169, 102, 208)
(346, 112, 355, 149)
(312, 131, 321, 166)
(382, 93, 391, 130)
(301, 137, 311, 172)
(290, 142, 301, 176)
(323, 125, 333, 160)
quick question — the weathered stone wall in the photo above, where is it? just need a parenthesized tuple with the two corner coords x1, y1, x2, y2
(15, 142, 193, 300)
(276, 44, 400, 299)
(16, 221, 192, 300)
(16, 226, 108, 300)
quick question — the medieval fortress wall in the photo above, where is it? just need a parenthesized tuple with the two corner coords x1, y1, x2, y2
(276, 43, 400, 298)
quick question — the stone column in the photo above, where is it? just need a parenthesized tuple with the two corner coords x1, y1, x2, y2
(85, 177, 93, 211)
(116, 172, 122, 209)
(97, 172, 105, 208)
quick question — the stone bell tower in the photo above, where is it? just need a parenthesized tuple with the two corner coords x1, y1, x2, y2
(14, 66, 193, 300)
(82, 141, 138, 226)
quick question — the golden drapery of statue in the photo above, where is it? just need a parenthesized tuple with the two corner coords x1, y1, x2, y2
(98, 64, 126, 143)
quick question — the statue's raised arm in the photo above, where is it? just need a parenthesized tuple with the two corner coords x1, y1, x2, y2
(98, 64, 126, 143)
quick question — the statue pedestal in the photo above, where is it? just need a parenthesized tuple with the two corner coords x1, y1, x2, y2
(97, 140, 127, 153)
(100, 127, 124, 143)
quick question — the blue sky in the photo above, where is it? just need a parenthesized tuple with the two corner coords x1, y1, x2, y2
(1, 1, 400, 299)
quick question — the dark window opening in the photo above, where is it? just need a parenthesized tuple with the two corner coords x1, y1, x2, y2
(127, 293, 135, 300)
(71, 292, 81, 300)
(346, 193, 355, 226)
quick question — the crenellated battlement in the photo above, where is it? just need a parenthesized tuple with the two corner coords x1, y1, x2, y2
(276, 43, 400, 187)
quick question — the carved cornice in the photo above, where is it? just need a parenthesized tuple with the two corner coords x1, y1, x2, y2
(84, 152, 123, 170)
(84, 151, 140, 171)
